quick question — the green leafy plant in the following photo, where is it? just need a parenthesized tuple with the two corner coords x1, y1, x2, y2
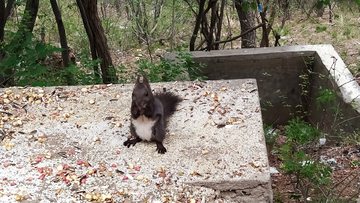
(350, 161, 359, 168)
(174, 46, 206, 81)
(315, 26, 327, 32)
(316, 87, 335, 109)
(331, 32, 338, 39)
(316, 0, 331, 9)
(343, 27, 351, 38)
(285, 117, 321, 144)
(75, 50, 103, 84)
(1, 29, 105, 87)
(344, 131, 360, 145)
(241, 2, 258, 12)
(264, 124, 277, 143)
(278, 118, 332, 203)
(1, 32, 64, 86)
(135, 45, 206, 82)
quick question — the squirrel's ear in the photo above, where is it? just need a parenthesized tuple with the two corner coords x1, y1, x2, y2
(136, 75, 144, 84)
(136, 75, 151, 88)
(142, 75, 149, 84)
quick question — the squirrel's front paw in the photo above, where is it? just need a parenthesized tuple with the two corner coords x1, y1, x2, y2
(124, 139, 139, 148)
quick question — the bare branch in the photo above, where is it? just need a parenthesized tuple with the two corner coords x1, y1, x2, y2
(213, 23, 264, 45)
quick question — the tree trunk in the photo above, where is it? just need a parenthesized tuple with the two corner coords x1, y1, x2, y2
(328, 2, 332, 23)
(127, 0, 143, 45)
(50, 0, 75, 85)
(257, 0, 269, 47)
(76, 0, 100, 80)
(50, 0, 70, 68)
(214, 0, 225, 50)
(0, 0, 6, 43)
(280, 0, 290, 29)
(235, 0, 256, 48)
(170, 0, 175, 52)
(19, 0, 39, 34)
(316, 6, 324, 17)
(2, 0, 38, 87)
(190, 0, 206, 51)
(0, 0, 16, 87)
(113, 0, 121, 17)
(154, 0, 164, 25)
(207, 0, 217, 51)
(0, 0, 15, 41)
(82, 0, 118, 84)
(0, 0, 6, 86)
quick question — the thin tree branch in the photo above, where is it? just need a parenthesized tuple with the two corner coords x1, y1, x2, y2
(213, 23, 264, 45)
(183, 0, 197, 15)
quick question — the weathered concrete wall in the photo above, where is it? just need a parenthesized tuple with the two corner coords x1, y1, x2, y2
(178, 49, 315, 125)
(309, 48, 360, 136)
(166, 45, 360, 135)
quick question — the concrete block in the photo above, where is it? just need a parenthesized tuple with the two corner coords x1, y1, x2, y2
(0, 79, 272, 202)
(166, 45, 360, 135)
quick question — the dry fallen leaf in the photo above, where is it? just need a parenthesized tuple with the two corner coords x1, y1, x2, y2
(202, 149, 209, 155)
(44, 153, 51, 159)
(136, 175, 144, 181)
(85, 193, 93, 200)
(93, 194, 99, 200)
(128, 163, 133, 169)
(117, 189, 124, 195)
(14, 194, 22, 201)
(5, 143, 14, 151)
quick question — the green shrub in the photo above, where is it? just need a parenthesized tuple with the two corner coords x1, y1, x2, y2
(135, 45, 206, 82)
(277, 118, 332, 202)
(315, 26, 327, 32)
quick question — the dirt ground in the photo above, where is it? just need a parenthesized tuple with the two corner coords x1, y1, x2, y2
(269, 142, 360, 203)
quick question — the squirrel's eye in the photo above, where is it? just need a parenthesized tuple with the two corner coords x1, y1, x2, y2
(145, 92, 148, 96)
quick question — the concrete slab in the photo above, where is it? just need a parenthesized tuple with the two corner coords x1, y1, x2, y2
(0, 79, 272, 202)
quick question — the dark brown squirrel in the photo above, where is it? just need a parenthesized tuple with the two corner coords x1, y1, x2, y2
(123, 75, 181, 154)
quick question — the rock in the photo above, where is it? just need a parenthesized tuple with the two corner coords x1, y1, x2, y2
(337, 165, 344, 170)
(348, 63, 357, 67)
(269, 167, 279, 174)
(327, 158, 337, 164)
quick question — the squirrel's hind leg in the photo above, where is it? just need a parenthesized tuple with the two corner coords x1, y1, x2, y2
(153, 120, 167, 154)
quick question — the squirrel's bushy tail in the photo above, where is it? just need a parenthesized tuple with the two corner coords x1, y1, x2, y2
(155, 92, 181, 120)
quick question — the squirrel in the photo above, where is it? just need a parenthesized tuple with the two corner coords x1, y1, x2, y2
(123, 75, 181, 154)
